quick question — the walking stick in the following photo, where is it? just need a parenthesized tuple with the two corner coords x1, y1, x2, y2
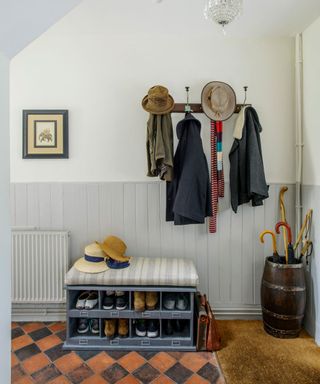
(279, 187, 289, 264)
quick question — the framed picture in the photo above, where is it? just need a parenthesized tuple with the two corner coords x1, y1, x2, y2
(23, 110, 69, 158)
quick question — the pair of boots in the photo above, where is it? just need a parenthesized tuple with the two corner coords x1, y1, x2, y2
(134, 291, 158, 311)
(104, 319, 128, 338)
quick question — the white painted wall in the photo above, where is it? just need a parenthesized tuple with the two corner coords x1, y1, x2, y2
(10, 0, 295, 183)
(302, 16, 320, 344)
(0, 51, 11, 383)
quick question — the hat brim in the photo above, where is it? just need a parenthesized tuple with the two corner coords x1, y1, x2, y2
(98, 242, 131, 263)
(73, 257, 109, 274)
(142, 94, 175, 115)
(201, 81, 236, 122)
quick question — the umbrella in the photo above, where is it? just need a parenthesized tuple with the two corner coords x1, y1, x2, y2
(298, 240, 313, 264)
(279, 187, 289, 263)
(259, 230, 279, 263)
(275, 221, 295, 264)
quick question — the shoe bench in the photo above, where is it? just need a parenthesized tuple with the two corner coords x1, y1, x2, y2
(63, 257, 199, 351)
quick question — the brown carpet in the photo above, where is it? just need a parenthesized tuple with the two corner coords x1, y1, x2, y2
(216, 320, 320, 384)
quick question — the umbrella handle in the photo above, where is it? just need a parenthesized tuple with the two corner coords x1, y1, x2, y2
(275, 221, 292, 244)
(259, 230, 277, 255)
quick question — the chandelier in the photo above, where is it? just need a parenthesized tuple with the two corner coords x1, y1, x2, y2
(204, 0, 243, 33)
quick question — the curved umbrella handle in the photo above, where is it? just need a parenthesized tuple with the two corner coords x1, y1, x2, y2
(275, 221, 292, 244)
(259, 231, 277, 254)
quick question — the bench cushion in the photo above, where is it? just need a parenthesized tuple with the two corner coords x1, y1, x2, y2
(65, 257, 199, 287)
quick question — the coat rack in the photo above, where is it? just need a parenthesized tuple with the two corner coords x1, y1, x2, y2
(172, 86, 251, 114)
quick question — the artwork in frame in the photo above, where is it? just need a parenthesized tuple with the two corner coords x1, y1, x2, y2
(23, 110, 69, 158)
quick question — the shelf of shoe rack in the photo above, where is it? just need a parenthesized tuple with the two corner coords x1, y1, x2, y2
(64, 285, 196, 351)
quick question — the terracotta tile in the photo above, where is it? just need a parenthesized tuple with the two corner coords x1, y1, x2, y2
(197, 352, 215, 361)
(15, 376, 34, 384)
(22, 352, 51, 375)
(87, 351, 115, 373)
(29, 327, 52, 342)
(67, 363, 94, 384)
(55, 352, 83, 374)
(185, 374, 210, 384)
(165, 362, 193, 383)
(166, 351, 184, 360)
(12, 334, 33, 351)
(21, 322, 45, 334)
(151, 375, 176, 384)
(118, 351, 146, 373)
(12, 352, 19, 366)
(37, 334, 62, 351)
(180, 353, 208, 372)
(44, 343, 70, 362)
(139, 351, 158, 360)
(12, 327, 25, 339)
(116, 374, 141, 384)
(81, 374, 108, 384)
(12, 322, 19, 329)
(76, 350, 101, 361)
(197, 363, 220, 383)
(31, 363, 61, 383)
(48, 375, 72, 383)
(48, 322, 66, 333)
(149, 352, 176, 373)
(15, 343, 41, 362)
(11, 364, 26, 382)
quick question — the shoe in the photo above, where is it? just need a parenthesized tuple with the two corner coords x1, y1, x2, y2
(147, 320, 159, 338)
(103, 291, 115, 310)
(163, 320, 174, 336)
(163, 293, 175, 310)
(77, 318, 89, 334)
(115, 291, 128, 310)
(104, 319, 116, 339)
(173, 320, 186, 333)
(118, 319, 129, 338)
(84, 291, 98, 310)
(135, 319, 147, 337)
(134, 291, 146, 311)
(90, 319, 100, 334)
(76, 291, 90, 309)
(146, 292, 158, 310)
(176, 293, 188, 311)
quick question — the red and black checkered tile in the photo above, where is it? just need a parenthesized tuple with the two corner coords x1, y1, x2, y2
(11, 322, 225, 383)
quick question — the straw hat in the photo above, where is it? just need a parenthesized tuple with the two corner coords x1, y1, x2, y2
(73, 243, 108, 274)
(201, 81, 236, 121)
(97, 236, 131, 263)
(142, 85, 175, 115)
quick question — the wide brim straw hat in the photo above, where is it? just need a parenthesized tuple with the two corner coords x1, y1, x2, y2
(142, 85, 175, 115)
(201, 81, 236, 121)
(97, 235, 131, 263)
(73, 243, 108, 274)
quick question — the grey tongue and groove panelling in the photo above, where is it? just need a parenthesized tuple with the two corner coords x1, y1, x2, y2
(11, 182, 295, 316)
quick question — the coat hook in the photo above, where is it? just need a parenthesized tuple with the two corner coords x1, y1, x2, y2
(185, 86, 192, 113)
(243, 86, 248, 106)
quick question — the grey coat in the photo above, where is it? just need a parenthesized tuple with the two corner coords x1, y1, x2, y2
(229, 107, 269, 213)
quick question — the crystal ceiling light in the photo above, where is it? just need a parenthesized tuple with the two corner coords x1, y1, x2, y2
(204, 0, 243, 34)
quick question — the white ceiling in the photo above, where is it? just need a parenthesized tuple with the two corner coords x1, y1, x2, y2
(1, 0, 320, 58)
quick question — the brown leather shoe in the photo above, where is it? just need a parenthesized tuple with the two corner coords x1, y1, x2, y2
(134, 291, 146, 311)
(104, 319, 116, 338)
(146, 292, 158, 310)
(118, 319, 129, 338)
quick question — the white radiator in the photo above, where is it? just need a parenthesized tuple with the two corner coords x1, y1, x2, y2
(12, 230, 70, 304)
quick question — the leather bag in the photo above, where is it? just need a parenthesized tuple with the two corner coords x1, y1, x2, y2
(204, 294, 222, 351)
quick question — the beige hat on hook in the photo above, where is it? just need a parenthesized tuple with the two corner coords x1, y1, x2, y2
(201, 81, 236, 121)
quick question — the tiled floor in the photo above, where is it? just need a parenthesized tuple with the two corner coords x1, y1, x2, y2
(12, 322, 225, 383)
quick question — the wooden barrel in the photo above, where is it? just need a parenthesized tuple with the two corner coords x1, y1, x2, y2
(261, 256, 306, 338)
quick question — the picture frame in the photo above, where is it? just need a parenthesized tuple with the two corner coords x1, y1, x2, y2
(23, 110, 69, 159)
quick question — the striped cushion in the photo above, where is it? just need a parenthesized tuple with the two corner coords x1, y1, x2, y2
(65, 257, 199, 287)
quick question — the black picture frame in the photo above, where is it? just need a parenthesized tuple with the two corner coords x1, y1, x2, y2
(23, 109, 69, 159)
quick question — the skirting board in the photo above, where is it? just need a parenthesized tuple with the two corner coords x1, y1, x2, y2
(12, 303, 262, 322)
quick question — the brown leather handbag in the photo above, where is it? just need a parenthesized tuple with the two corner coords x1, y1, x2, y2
(204, 294, 222, 351)
(195, 293, 209, 351)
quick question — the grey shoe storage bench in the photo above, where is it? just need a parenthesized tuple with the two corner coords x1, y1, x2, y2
(63, 257, 199, 351)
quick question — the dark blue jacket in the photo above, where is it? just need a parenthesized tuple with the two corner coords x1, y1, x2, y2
(166, 114, 212, 225)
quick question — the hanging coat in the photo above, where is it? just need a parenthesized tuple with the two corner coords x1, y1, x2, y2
(229, 107, 269, 213)
(166, 114, 212, 225)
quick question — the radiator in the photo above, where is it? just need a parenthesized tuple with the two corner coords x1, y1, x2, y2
(12, 230, 70, 304)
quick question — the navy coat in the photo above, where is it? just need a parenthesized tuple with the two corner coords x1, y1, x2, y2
(229, 107, 269, 213)
(166, 114, 212, 225)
